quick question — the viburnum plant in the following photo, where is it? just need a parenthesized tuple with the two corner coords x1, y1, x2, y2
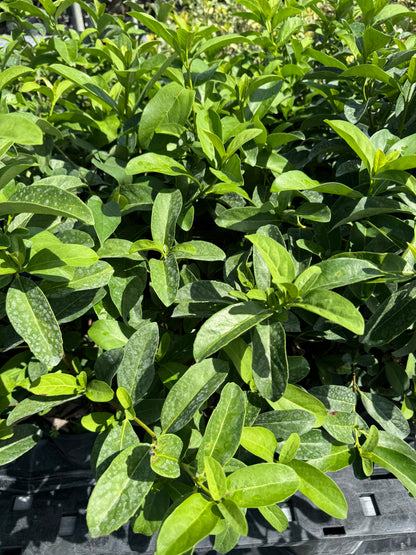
(1, 0, 416, 552)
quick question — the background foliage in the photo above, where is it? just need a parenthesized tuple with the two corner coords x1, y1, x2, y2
(1, 0, 416, 552)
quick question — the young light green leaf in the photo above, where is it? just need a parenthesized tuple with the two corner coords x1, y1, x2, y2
(361, 425, 379, 453)
(223, 337, 253, 385)
(0, 424, 39, 465)
(151, 190, 182, 248)
(323, 412, 363, 444)
(360, 391, 409, 439)
(149, 255, 179, 307)
(258, 504, 288, 532)
(325, 119, 376, 174)
(156, 493, 220, 555)
(88, 196, 121, 247)
(138, 82, 195, 148)
(279, 433, 300, 464)
(0, 114, 43, 145)
(0, 185, 93, 224)
(268, 384, 327, 427)
(226, 463, 299, 507)
(117, 321, 159, 405)
(88, 319, 130, 350)
(161, 359, 229, 433)
(194, 302, 273, 362)
(0, 66, 34, 92)
(87, 444, 155, 537)
(287, 460, 348, 519)
(85, 380, 114, 403)
(197, 382, 245, 472)
(125, 153, 198, 184)
(308, 444, 356, 473)
(28, 373, 79, 396)
(240, 426, 277, 462)
(6, 277, 63, 367)
(246, 234, 295, 284)
(204, 455, 227, 501)
(131, 488, 170, 536)
(292, 289, 364, 335)
(172, 240, 225, 261)
(218, 498, 248, 536)
(151, 434, 183, 478)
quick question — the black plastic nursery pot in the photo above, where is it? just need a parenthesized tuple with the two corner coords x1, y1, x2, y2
(1, 434, 416, 555)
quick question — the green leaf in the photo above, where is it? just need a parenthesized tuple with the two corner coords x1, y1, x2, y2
(309, 385, 356, 412)
(0, 185, 93, 224)
(226, 462, 299, 507)
(309, 444, 356, 473)
(7, 395, 79, 426)
(88, 319, 130, 350)
(125, 153, 198, 184)
(268, 384, 327, 427)
(197, 382, 245, 472)
(44, 261, 114, 291)
(363, 282, 416, 347)
(251, 319, 288, 402)
(323, 411, 364, 444)
(194, 302, 273, 362)
(172, 240, 225, 261)
(138, 82, 195, 148)
(117, 321, 159, 405)
(161, 358, 228, 433)
(223, 337, 253, 385)
(340, 64, 398, 90)
(81, 412, 114, 432)
(87, 444, 154, 537)
(195, 33, 252, 56)
(255, 409, 316, 439)
(331, 197, 412, 229)
(156, 493, 220, 555)
(151, 190, 182, 248)
(0, 114, 43, 145)
(278, 433, 300, 464)
(28, 373, 79, 396)
(292, 289, 364, 335)
(361, 425, 379, 453)
(0, 66, 34, 92)
(287, 460, 348, 519)
(0, 424, 38, 465)
(258, 504, 288, 532)
(360, 391, 409, 439)
(325, 119, 376, 174)
(92, 419, 140, 478)
(131, 488, 170, 536)
(149, 255, 179, 307)
(88, 196, 121, 247)
(218, 498, 248, 536)
(240, 426, 277, 462)
(246, 234, 295, 284)
(204, 455, 227, 501)
(85, 380, 114, 403)
(6, 277, 63, 367)
(151, 434, 182, 478)
(305, 257, 383, 291)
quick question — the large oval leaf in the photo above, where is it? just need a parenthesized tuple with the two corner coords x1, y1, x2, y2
(6, 277, 63, 367)
(226, 462, 299, 507)
(161, 359, 229, 433)
(255, 409, 316, 439)
(87, 444, 155, 537)
(0, 424, 39, 465)
(246, 234, 295, 284)
(194, 302, 273, 362)
(0, 185, 93, 224)
(360, 391, 409, 439)
(0, 114, 43, 145)
(156, 493, 220, 555)
(151, 189, 182, 248)
(268, 384, 327, 427)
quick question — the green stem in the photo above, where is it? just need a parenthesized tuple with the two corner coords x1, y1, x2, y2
(180, 463, 212, 496)
(133, 416, 157, 439)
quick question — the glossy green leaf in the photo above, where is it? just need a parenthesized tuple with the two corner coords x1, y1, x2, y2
(6, 395, 80, 426)
(0, 424, 38, 465)
(331, 197, 412, 230)
(360, 391, 409, 439)
(0, 66, 34, 92)
(268, 384, 327, 427)
(308, 258, 383, 290)
(323, 412, 363, 444)
(87, 444, 155, 537)
(194, 302, 273, 362)
(139, 82, 195, 148)
(172, 240, 225, 261)
(292, 289, 364, 335)
(151, 190, 182, 248)
(255, 409, 316, 439)
(125, 153, 197, 183)
(340, 64, 398, 90)
(197, 382, 245, 472)
(6, 277, 63, 367)
(81, 412, 114, 432)
(287, 460, 348, 518)
(161, 358, 228, 433)
(240, 426, 277, 462)
(226, 462, 299, 507)
(223, 338, 253, 385)
(28, 373, 79, 396)
(278, 433, 300, 464)
(117, 321, 159, 405)
(151, 434, 182, 478)
(88, 319, 130, 350)
(325, 119, 376, 174)
(156, 493, 220, 555)
(149, 255, 179, 307)
(45, 261, 114, 291)
(204, 455, 227, 501)
(308, 444, 356, 473)
(246, 234, 295, 284)
(361, 425, 379, 453)
(131, 488, 170, 536)
(0, 185, 93, 224)
(251, 319, 288, 402)
(218, 498, 248, 536)
(92, 419, 139, 478)
(309, 385, 356, 412)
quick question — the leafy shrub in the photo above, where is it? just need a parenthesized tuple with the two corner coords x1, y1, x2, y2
(1, 0, 416, 552)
